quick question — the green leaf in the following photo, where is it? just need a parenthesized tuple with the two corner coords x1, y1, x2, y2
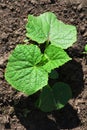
(49, 69, 59, 79)
(52, 82, 72, 109)
(36, 82, 72, 112)
(85, 45, 87, 52)
(35, 85, 55, 112)
(26, 12, 77, 49)
(43, 45, 71, 72)
(5, 44, 48, 95)
(26, 15, 46, 43)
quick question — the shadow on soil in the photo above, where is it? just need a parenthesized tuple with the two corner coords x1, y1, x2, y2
(58, 59, 84, 98)
(14, 103, 81, 130)
(14, 59, 83, 130)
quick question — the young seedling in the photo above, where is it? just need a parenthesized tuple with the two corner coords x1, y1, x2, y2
(85, 44, 87, 53)
(5, 12, 77, 112)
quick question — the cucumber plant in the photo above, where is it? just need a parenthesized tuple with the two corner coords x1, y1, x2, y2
(5, 12, 77, 112)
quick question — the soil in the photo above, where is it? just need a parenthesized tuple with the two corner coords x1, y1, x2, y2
(0, 0, 87, 130)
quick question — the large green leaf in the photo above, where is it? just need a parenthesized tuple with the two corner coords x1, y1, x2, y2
(5, 44, 48, 95)
(26, 12, 77, 49)
(43, 45, 71, 72)
(36, 82, 72, 112)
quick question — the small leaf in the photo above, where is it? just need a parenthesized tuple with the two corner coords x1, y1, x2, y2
(52, 82, 72, 109)
(49, 70, 59, 79)
(26, 12, 77, 49)
(5, 44, 48, 95)
(36, 82, 72, 112)
(36, 85, 55, 112)
(43, 45, 71, 72)
(85, 45, 87, 52)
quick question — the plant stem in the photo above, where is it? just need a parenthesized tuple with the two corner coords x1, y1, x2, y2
(46, 40, 49, 48)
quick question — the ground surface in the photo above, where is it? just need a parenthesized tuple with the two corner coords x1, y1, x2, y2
(0, 0, 87, 130)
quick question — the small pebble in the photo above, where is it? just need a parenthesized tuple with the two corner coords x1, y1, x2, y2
(80, 13, 85, 19)
(1, 33, 8, 40)
(80, 26, 85, 34)
(9, 6, 15, 11)
(77, 4, 82, 11)
(72, 6, 77, 11)
(1, 4, 7, 9)
(70, 18, 74, 23)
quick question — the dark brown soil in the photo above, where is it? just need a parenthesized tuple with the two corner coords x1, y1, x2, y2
(0, 0, 87, 130)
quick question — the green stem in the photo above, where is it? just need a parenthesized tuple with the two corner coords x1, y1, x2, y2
(46, 40, 49, 48)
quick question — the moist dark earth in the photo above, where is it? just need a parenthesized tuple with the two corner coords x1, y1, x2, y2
(0, 0, 87, 130)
